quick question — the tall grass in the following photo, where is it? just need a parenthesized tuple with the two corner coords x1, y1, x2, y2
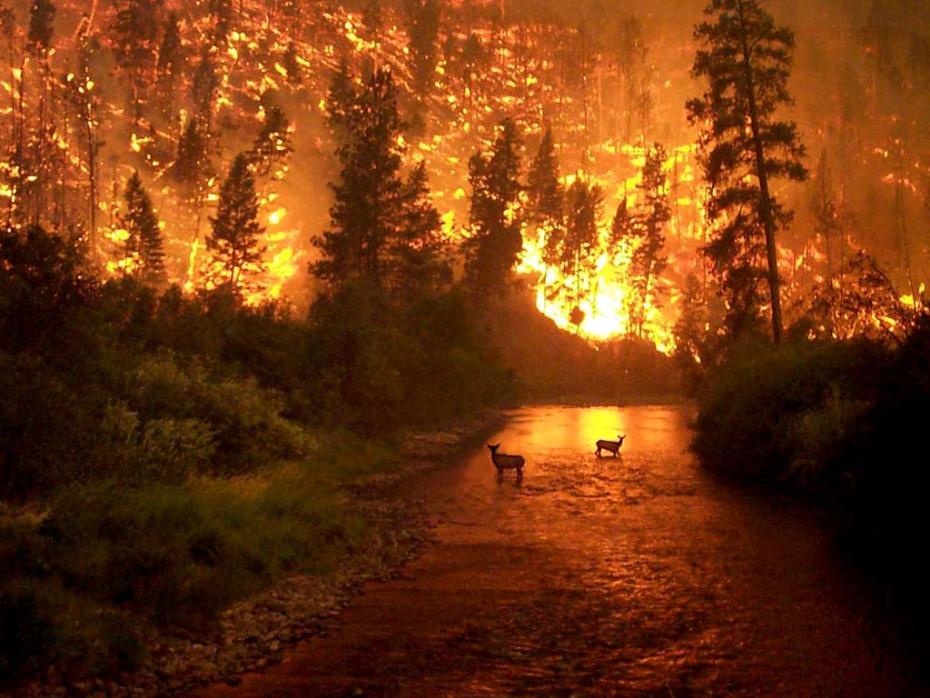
(0, 439, 391, 684)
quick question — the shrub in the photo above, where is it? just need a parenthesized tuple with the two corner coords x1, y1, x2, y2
(692, 338, 887, 482)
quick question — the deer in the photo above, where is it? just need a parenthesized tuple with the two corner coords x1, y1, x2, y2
(487, 444, 524, 480)
(595, 434, 625, 458)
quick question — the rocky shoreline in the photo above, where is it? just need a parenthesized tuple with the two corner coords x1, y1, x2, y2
(7, 411, 505, 698)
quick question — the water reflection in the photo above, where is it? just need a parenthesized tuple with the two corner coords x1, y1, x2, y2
(201, 406, 911, 697)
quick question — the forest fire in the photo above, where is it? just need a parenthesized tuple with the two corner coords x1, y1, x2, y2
(0, 0, 924, 348)
(5, 1, 930, 695)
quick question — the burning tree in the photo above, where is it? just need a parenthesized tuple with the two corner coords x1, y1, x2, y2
(687, 0, 808, 344)
(798, 251, 918, 344)
(464, 117, 523, 302)
(249, 105, 293, 179)
(628, 143, 670, 338)
(112, 0, 160, 124)
(561, 178, 603, 328)
(526, 127, 565, 291)
(207, 153, 266, 295)
(403, 0, 441, 97)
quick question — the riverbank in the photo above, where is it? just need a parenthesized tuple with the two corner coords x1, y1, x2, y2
(193, 406, 913, 696)
(691, 328, 930, 682)
(4, 411, 504, 698)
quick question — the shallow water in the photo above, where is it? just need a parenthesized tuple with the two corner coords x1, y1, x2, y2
(200, 405, 915, 697)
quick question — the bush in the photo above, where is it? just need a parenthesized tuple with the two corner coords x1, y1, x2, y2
(692, 338, 887, 483)
(692, 323, 930, 670)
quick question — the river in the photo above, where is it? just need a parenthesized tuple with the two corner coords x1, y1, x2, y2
(198, 405, 914, 696)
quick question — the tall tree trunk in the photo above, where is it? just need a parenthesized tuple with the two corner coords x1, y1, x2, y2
(736, 0, 783, 345)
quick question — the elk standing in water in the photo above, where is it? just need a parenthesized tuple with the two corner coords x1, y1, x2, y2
(595, 435, 625, 458)
(487, 444, 524, 481)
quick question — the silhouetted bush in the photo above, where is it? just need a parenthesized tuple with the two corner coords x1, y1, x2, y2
(692, 322, 930, 668)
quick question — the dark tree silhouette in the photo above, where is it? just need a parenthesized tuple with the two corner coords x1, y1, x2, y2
(629, 143, 670, 336)
(527, 129, 564, 240)
(687, 0, 807, 343)
(403, 0, 441, 96)
(156, 11, 185, 114)
(119, 171, 165, 283)
(388, 161, 450, 296)
(27, 0, 55, 53)
(191, 51, 219, 121)
(526, 128, 565, 299)
(171, 117, 211, 209)
(810, 151, 843, 284)
(281, 41, 302, 86)
(561, 178, 603, 327)
(208, 154, 266, 293)
(673, 272, 708, 378)
(464, 118, 523, 300)
(112, 0, 160, 123)
(313, 68, 405, 290)
(326, 59, 357, 134)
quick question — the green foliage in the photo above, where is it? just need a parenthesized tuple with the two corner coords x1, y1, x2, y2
(0, 452, 369, 678)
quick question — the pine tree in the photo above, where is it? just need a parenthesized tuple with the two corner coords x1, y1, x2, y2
(208, 154, 266, 293)
(313, 68, 406, 290)
(388, 161, 450, 296)
(171, 117, 211, 208)
(326, 59, 357, 134)
(208, 0, 233, 46)
(614, 14, 646, 141)
(119, 171, 165, 283)
(464, 118, 523, 300)
(609, 198, 634, 251)
(527, 128, 565, 295)
(527, 129, 564, 232)
(112, 0, 160, 123)
(687, 0, 807, 343)
(629, 143, 670, 337)
(673, 273, 708, 381)
(810, 151, 842, 283)
(191, 51, 219, 121)
(249, 105, 293, 178)
(561, 178, 603, 328)
(281, 41, 302, 86)
(403, 0, 441, 96)
(156, 11, 185, 114)
(27, 0, 55, 53)
(22, 0, 57, 228)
